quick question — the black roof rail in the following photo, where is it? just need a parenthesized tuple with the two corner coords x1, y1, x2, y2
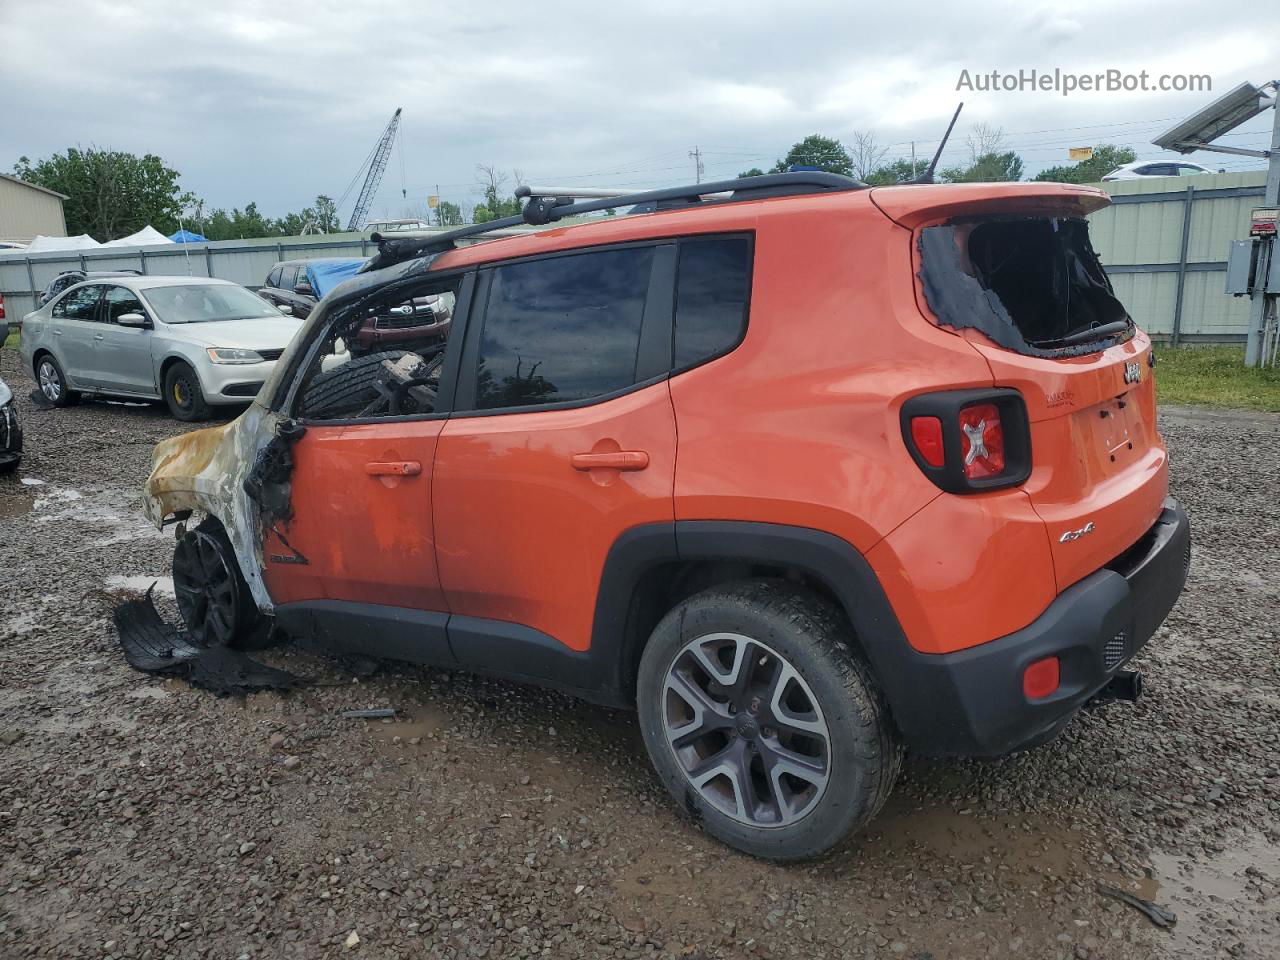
(361, 171, 864, 272)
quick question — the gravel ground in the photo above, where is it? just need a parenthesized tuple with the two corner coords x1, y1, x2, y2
(1, 348, 1278, 960)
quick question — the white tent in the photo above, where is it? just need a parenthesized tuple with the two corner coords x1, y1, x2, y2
(25, 234, 102, 253)
(101, 225, 174, 248)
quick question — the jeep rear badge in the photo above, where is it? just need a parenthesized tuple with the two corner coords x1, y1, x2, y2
(1059, 521, 1096, 543)
(1123, 361, 1142, 384)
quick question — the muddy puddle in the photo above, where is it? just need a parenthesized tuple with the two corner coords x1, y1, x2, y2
(0, 490, 35, 518)
(1107, 833, 1280, 958)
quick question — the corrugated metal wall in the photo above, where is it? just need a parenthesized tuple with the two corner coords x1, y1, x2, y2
(1, 174, 1267, 341)
(0, 177, 68, 244)
(1086, 171, 1266, 343)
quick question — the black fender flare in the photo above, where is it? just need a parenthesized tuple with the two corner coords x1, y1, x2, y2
(589, 521, 920, 721)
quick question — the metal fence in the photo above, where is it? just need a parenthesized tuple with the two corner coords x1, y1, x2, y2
(1081, 171, 1265, 344)
(1, 171, 1268, 343)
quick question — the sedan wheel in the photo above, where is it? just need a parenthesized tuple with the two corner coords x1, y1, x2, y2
(36, 357, 78, 407)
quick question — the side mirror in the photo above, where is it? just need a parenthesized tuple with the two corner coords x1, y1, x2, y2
(277, 304, 293, 315)
(117, 312, 149, 328)
(294, 282, 314, 296)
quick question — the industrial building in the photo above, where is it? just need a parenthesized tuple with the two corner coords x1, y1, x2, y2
(0, 174, 68, 245)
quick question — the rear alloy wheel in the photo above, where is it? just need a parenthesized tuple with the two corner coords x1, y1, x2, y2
(172, 522, 257, 647)
(36, 355, 80, 407)
(661, 632, 832, 827)
(163, 361, 211, 422)
(637, 579, 902, 860)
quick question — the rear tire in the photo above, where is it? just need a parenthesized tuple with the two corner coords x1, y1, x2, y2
(35, 354, 80, 407)
(163, 362, 211, 422)
(636, 579, 902, 861)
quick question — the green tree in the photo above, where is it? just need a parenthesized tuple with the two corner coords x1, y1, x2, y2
(472, 164, 523, 223)
(1033, 145, 1137, 184)
(738, 167, 766, 178)
(940, 151, 1024, 183)
(14, 147, 191, 239)
(435, 200, 464, 226)
(864, 158, 923, 186)
(769, 135, 853, 177)
(201, 202, 280, 240)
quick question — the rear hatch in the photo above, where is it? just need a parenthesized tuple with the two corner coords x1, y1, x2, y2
(874, 184, 1168, 591)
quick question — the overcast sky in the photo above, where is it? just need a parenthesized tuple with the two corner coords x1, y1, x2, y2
(2, 0, 1276, 226)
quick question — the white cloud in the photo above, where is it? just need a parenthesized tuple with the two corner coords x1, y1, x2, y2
(0, 0, 1273, 220)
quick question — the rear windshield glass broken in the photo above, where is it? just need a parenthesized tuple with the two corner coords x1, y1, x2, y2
(918, 217, 1132, 357)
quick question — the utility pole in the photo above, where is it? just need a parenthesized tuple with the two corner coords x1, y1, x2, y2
(911, 141, 917, 178)
(689, 146, 704, 184)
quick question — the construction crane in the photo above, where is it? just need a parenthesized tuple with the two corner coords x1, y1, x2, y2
(344, 108, 402, 232)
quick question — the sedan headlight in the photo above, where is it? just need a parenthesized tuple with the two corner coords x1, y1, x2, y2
(206, 347, 265, 365)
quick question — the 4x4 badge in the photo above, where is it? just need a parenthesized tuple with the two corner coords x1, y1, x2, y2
(1123, 361, 1142, 384)
(1059, 521, 1096, 543)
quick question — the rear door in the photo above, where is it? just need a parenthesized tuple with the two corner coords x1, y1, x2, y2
(49, 284, 105, 387)
(92, 285, 157, 394)
(433, 242, 677, 660)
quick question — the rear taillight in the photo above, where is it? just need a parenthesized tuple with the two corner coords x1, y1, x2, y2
(0, 294, 6, 321)
(901, 389, 1030, 493)
(958, 403, 1004, 479)
(909, 416, 945, 468)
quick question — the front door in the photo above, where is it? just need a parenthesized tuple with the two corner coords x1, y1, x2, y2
(434, 243, 678, 659)
(260, 274, 469, 617)
(93, 285, 157, 394)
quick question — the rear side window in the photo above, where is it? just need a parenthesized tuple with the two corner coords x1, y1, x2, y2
(52, 285, 103, 321)
(474, 246, 655, 410)
(266, 266, 282, 288)
(673, 237, 751, 369)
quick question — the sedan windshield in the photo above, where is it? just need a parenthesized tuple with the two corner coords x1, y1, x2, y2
(143, 284, 281, 324)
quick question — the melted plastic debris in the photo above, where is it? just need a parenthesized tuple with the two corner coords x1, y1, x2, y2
(112, 586, 305, 696)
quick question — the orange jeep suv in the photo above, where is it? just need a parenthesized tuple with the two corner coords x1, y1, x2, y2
(143, 172, 1190, 860)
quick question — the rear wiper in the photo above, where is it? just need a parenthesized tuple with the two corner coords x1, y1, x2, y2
(1030, 319, 1131, 348)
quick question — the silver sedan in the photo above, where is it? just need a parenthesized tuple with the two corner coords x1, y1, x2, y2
(18, 276, 303, 421)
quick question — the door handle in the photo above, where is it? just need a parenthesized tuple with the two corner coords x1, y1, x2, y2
(53, 329, 63, 336)
(94, 334, 105, 341)
(365, 461, 421, 476)
(571, 451, 649, 471)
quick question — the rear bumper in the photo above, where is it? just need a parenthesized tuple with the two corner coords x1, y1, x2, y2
(892, 497, 1190, 755)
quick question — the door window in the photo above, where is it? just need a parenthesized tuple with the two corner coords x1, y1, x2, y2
(294, 276, 462, 421)
(279, 265, 299, 290)
(266, 266, 283, 288)
(673, 237, 751, 369)
(102, 286, 149, 324)
(52, 285, 104, 321)
(473, 246, 655, 410)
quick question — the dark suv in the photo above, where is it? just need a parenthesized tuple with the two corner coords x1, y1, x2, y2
(259, 258, 451, 354)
